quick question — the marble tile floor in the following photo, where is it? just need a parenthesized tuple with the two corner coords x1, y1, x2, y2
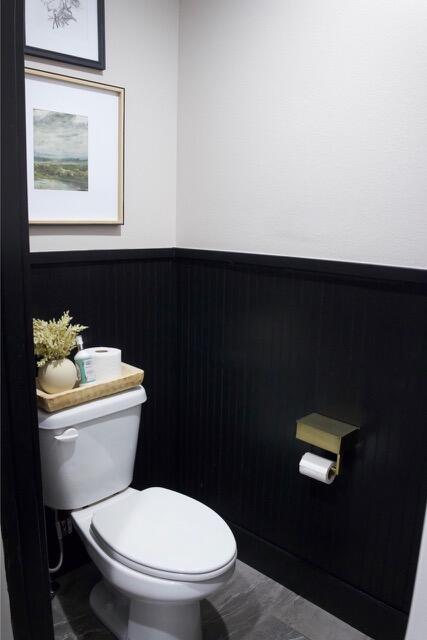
(52, 560, 373, 640)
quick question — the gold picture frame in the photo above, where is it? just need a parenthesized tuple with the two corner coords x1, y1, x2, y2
(25, 68, 124, 225)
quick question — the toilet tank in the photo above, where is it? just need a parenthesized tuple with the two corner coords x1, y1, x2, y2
(38, 386, 147, 510)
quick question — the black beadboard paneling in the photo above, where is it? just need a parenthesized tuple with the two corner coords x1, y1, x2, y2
(30, 248, 427, 639)
(31, 252, 178, 576)
(30, 248, 175, 264)
(30, 253, 178, 491)
(176, 253, 427, 639)
(175, 248, 427, 285)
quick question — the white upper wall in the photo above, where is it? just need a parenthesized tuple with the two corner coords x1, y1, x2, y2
(177, 0, 427, 268)
(29, 0, 427, 266)
(29, 0, 179, 252)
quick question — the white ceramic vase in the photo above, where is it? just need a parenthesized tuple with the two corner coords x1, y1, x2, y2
(38, 358, 77, 394)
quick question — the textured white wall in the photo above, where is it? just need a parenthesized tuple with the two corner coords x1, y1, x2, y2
(177, 0, 427, 268)
(29, 0, 179, 252)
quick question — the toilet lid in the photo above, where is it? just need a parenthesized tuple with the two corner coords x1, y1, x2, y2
(90, 488, 237, 579)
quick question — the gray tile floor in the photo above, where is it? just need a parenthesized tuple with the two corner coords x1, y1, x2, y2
(52, 560, 372, 640)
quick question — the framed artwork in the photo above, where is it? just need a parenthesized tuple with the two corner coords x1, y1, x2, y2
(25, 68, 124, 225)
(25, 0, 105, 70)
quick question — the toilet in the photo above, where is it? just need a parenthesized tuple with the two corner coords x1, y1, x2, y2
(38, 386, 237, 640)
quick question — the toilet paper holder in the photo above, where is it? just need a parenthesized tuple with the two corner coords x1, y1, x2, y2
(296, 413, 359, 476)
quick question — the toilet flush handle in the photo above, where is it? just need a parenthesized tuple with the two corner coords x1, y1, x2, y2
(54, 428, 79, 443)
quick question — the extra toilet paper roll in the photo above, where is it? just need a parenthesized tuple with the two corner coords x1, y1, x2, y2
(299, 452, 336, 484)
(86, 347, 122, 382)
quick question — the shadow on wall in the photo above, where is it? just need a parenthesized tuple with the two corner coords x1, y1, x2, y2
(30, 225, 122, 239)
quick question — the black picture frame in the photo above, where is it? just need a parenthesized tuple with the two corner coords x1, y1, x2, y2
(24, 0, 106, 70)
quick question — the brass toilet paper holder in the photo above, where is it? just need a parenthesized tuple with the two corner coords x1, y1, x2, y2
(296, 413, 359, 476)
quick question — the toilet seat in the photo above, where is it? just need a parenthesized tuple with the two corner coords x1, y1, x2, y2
(90, 487, 237, 582)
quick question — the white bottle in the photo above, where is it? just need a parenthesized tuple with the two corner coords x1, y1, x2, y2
(74, 336, 96, 385)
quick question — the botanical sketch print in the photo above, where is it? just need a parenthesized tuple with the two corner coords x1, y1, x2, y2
(41, 0, 82, 29)
(33, 109, 88, 191)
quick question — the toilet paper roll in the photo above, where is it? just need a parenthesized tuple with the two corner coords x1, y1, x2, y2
(85, 347, 122, 382)
(299, 452, 336, 484)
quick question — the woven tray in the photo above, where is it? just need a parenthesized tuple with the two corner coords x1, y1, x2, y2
(36, 363, 144, 413)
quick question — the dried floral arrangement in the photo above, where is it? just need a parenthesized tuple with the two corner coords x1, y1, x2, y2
(33, 310, 87, 367)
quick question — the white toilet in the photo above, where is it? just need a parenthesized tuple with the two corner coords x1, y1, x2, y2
(38, 386, 237, 640)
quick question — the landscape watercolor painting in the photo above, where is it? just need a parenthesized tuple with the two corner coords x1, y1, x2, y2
(33, 108, 88, 191)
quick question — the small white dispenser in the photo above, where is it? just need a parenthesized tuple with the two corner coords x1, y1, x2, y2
(74, 335, 96, 385)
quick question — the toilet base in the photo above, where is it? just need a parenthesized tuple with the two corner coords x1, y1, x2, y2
(90, 580, 129, 639)
(90, 580, 202, 640)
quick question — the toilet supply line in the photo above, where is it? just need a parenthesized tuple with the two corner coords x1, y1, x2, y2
(49, 510, 64, 574)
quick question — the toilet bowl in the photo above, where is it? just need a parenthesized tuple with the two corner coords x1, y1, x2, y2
(72, 487, 236, 640)
(37, 386, 236, 640)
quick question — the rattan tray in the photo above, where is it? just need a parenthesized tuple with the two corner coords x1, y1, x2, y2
(36, 363, 144, 413)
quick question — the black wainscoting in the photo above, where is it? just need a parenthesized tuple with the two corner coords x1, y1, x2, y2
(30, 248, 427, 640)
(30, 250, 178, 574)
(175, 250, 427, 640)
(31, 249, 178, 491)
